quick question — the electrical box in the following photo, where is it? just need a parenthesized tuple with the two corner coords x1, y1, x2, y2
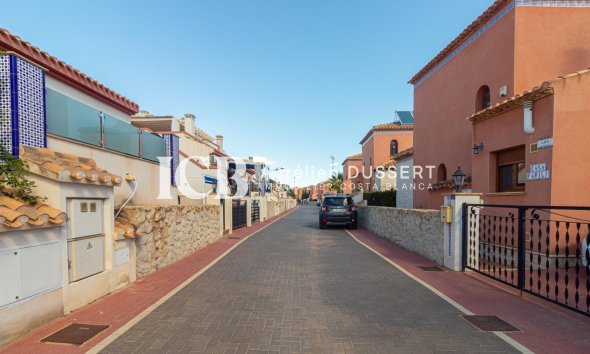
(69, 199, 103, 239)
(440, 205, 453, 223)
(68, 236, 105, 282)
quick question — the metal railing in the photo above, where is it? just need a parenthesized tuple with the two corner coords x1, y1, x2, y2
(463, 203, 590, 316)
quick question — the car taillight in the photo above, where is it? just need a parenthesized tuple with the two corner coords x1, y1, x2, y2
(350, 205, 357, 212)
(321, 206, 327, 212)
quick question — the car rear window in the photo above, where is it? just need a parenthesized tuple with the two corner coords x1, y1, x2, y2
(324, 197, 352, 206)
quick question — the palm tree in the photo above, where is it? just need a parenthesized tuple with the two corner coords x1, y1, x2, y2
(328, 172, 344, 193)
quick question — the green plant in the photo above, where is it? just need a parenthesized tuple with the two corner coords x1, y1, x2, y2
(0, 146, 45, 205)
(363, 190, 396, 207)
(328, 172, 344, 193)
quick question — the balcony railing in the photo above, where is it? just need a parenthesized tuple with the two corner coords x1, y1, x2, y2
(46, 88, 165, 162)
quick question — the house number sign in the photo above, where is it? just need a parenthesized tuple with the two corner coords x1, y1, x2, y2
(527, 163, 550, 180)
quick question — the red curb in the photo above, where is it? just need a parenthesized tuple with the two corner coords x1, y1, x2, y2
(349, 227, 590, 354)
(0, 207, 298, 354)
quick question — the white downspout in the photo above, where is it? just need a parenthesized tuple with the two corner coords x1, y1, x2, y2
(524, 100, 534, 134)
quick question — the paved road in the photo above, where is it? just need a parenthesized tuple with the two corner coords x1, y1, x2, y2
(102, 206, 518, 353)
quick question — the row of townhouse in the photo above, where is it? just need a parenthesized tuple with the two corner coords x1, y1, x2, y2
(339, 111, 415, 207)
(337, 0, 590, 212)
(0, 28, 293, 345)
(408, 0, 590, 210)
(298, 111, 415, 204)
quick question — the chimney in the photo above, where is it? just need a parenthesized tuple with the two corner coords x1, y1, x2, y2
(248, 156, 254, 162)
(184, 113, 196, 136)
(216, 135, 224, 150)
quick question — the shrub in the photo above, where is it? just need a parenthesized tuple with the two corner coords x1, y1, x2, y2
(363, 190, 396, 207)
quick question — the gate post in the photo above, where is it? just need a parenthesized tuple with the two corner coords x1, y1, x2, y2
(443, 193, 482, 271)
(517, 207, 526, 290)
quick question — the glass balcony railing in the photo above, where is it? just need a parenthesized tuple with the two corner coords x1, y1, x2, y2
(103, 114, 140, 157)
(141, 131, 167, 162)
(46, 88, 166, 161)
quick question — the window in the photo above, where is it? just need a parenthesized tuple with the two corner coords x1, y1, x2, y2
(497, 146, 525, 192)
(390, 140, 398, 156)
(437, 164, 447, 182)
(475, 85, 491, 111)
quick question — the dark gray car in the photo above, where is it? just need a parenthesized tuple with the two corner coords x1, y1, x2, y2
(319, 196, 357, 229)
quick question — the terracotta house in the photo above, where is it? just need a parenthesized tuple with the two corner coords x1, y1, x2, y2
(410, 0, 590, 209)
(341, 153, 363, 194)
(359, 111, 414, 191)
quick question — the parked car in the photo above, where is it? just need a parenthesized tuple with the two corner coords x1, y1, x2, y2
(319, 195, 357, 229)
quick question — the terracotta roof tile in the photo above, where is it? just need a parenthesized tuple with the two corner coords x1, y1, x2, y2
(392, 147, 414, 161)
(342, 153, 362, 165)
(0, 195, 66, 230)
(468, 68, 590, 124)
(359, 122, 414, 145)
(20, 145, 123, 186)
(114, 216, 141, 239)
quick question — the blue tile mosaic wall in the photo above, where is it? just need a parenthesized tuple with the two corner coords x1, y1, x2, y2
(0, 54, 46, 156)
(16, 57, 46, 152)
(164, 134, 180, 186)
(0, 55, 11, 152)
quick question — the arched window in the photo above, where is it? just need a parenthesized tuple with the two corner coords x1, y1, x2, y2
(437, 163, 447, 182)
(475, 85, 491, 111)
(390, 140, 398, 156)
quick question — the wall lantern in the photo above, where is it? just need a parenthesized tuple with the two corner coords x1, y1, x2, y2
(472, 142, 484, 155)
(452, 166, 466, 193)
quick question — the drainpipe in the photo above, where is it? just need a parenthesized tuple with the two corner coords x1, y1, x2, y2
(524, 101, 534, 134)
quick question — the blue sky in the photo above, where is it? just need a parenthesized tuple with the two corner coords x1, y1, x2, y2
(2, 0, 491, 186)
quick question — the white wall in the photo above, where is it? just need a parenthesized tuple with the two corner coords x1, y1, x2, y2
(48, 136, 178, 207)
(396, 156, 414, 209)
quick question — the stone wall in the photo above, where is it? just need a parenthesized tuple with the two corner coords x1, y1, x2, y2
(396, 156, 414, 209)
(358, 206, 444, 265)
(120, 205, 221, 278)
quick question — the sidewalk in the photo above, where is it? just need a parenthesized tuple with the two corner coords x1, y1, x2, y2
(348, 228, 590, 354)
(0, 207, 298, 354)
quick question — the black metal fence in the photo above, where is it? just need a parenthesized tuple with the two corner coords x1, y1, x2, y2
(251, 200, 260, 223)
(462, 204, 590, 316)
(232, 200, 247, 230)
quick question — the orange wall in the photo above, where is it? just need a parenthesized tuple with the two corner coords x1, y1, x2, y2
(472, 95, 553, 206)
(413, 8, 516, 209)
(550, 73, 590, 207)
(361, 131, 413, 191)
(514, 7, 590, 93)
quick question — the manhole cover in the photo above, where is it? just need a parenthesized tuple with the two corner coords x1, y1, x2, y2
(41, 323, 109, 345)
(462, 315, 520, 332)
(418, 266, 444, 272)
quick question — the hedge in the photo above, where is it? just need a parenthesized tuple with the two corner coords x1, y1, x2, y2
(363, 190, 396, 207)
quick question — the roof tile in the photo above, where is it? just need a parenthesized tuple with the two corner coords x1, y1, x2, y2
(0, 195, 66, 231)
(20, 145, 122, 186)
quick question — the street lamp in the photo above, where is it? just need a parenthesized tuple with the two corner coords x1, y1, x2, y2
(452, 166, 466, 193)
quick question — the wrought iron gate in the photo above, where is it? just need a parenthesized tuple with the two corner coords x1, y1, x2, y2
(462, 204, 590, 316)
(251, 200, 260, 223)
(232, 200, 247, 230)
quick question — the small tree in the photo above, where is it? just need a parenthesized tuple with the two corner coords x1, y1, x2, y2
(328, 172, 344, 193)
(0, 146, 45, 205)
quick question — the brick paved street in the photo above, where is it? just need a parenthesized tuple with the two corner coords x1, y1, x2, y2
(102, 206, 518, 353)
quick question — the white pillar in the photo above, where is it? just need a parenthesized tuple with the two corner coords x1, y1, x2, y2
(443, 193, 482, 271)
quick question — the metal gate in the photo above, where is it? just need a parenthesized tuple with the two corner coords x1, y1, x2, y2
(251, 200, 260, 223)
(462, 204, 590, 316)
(232, 200, 247, 230)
